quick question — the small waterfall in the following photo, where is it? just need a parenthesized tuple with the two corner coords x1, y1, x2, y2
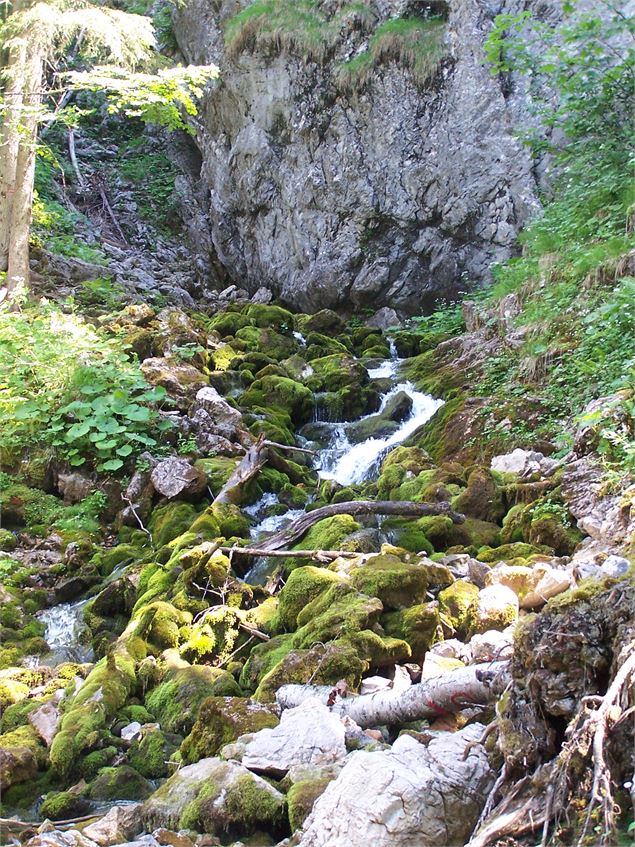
(293, 331, 307, 347)
(36, 600, 94, 665)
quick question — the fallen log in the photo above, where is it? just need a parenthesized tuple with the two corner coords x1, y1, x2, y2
(256, 500, 464, 552)
(213, 434, 269, 505)
(276, 661, 509, 728)
(220, 546, 360, 560)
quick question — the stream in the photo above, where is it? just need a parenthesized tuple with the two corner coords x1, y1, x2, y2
(243, 344, 442, 583)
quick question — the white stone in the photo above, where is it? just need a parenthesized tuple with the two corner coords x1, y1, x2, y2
(241, 699, 347, 776)
(121, 721, 143, 742)
(469, 629, 513, 663)
(601, 555, 630, 577)
(520, 565, 574, 609)
(150, 458, 207, 500)
(28, 701, 60, 747)
(470, 585, 518, 633)
(82, 804, 142, 846)
(298, 724, 494, 847)
(430, 638, 472, 663)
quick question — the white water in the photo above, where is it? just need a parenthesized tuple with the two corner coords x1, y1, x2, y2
(293, 331, 307, 347)
(36, 600, 94, 664)
(319, 380, 443, 485)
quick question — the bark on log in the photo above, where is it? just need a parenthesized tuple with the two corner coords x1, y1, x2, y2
(213, 435, 268, 505)
(276, 662, 509, 728)
(257, 500, 464, 552)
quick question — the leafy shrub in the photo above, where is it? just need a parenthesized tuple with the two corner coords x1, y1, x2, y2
(0, 301, 172, 472)
(119, 148, 180, 234)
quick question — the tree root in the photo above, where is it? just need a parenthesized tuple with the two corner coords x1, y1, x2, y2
(468, 639, 635, 847)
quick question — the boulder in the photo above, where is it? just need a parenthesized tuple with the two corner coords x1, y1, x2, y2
(28, 701, 60, 747)
(466, 585, 519, 636)
(251, 286, 273, 304)
(140, 358, 207, 409)
(22, 829, 99, 847)
(57, 472, 95, 504)
(142, 757, 286, 836)
(518, 564, 575, 609)
(366, 307, 401, 330)
(82, 804, 143, 846)
(0, 744, 37, 788)
(150, 458, 208, 501)
(298, 725, 494, 846)
(469, 629, 513, 663)
(189, 386, 243, 439)
(241, 699, 347, 776)
(347, 391, 413, 444)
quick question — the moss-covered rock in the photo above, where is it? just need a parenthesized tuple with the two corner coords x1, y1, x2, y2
(0, 529, 17, 551)
(39, 790, 90, 820)
(382, 602, 442, 659)
(149, 503, 200, 549)
(465, 585, 519, 637)
(438, 580, 480, 635)
(241, 376, 314, 425)
(128, 727, 178, 779)
(180, 697, 279, 764)
(134, 601, 192, 651)
(287, 776, 333, 831)
(451, 467, 505, 523)
(348, 554, 429, 611)
(305, 354, 369, 394)
(293, 515, 361, 558)
(145, 665, 242, 735)
(89, 764, 154, 801)
(528, 515, 583, 556)
(292, 583, 383, 648)
(79, 746, 118, 780)
(477, 542, 553, 564)
(274, 566, 345, 632)
(381, 517, 434, 555)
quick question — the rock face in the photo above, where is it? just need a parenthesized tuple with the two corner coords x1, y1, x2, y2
(173, 0, 540, 314)
(298, 725, 494, 846)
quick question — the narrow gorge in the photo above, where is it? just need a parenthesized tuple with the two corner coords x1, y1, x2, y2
(0, 2, 633, 847)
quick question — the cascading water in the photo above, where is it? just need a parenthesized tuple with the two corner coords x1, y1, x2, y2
(36, 600, 94, 665)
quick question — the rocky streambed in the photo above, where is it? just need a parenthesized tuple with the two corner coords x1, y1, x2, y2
(1, 302, 633, 847)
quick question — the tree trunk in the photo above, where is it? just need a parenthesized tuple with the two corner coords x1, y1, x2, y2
(5, 46, 43, 294)
(0, 40, 26, 275)
(256, 499, 464, 552)
(276, 661, 509, 728)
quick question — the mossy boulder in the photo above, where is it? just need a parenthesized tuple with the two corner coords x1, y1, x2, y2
(287, 777, 333, 831)
(305, 354, 369, 394)
(274, 566, 345, 632)
(465, 585, 519, 637)
(438, 580, 480, 635)
(381, 517, 434, 555)
(0, 529, 16, 551)
(89, 764, 154, 801)
(145, 665, 242, 735)
(208, 310, 252, 337)
(180, 696, 279, 764)
(528, 515, 583, 556)
(241, 376, 314, 425)
(179, 606, 241, 664)
(39, 790, 90, 820)
(143, 757, 286, 837)
(346, 391, 412, 444)
(382, 602, 442, 658)
(292, 583, 383, 648)
(235, 326, 296, 361)
(134, 601, 192, 651)
(348, 554, 429, 611)
(451, 468, 505, 523)
(244, 303, 295, 329)
(477, 542, 552, 564)
(149, 503, 200, 549)
(293, 515, 362, 557)
(299, 309, 345, 335)
(80, 746, 118, 780)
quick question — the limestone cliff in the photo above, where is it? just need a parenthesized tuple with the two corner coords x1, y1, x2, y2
(174, 0, 541, 314)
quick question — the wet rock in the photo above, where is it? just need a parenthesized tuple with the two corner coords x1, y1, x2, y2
(241, 699, 347, 776)
(89, 765, 154, 801)
(82, 805, 143, 846)
(119, 471, 155, 527)
(347, 391, 413, 444)
(298, 725, 494, 846)
(23, 829, 98, 847)
(28, 701, 60, 747)
(150, 458, 208, 501)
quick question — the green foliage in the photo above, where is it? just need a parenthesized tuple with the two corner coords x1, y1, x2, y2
(119, 147, 180, 234)
(75, 277, 126, 312)
(339, 16, 447, 87)
(0, 301, 172, 471)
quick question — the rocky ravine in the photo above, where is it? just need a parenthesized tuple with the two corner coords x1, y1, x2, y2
(0, 302, 633, 847)
(172, 0, 541, 313)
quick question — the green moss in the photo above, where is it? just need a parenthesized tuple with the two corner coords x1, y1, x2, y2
(208, 311, 251, 337)
(128, 727, 176, 779)
(244, 303, 295, 329)
(293, 514, 361, 557)
(180, 606, 241, 664)
(305, 354, 369, 393)
(0, 697, 40, 733)
(438, 580, 480, 634)
(89, 765, 153, 800)
(39, 790, 89, 820)
(477, 542, 552, 563)
(406, 391, 467, 462)
(180, 696, 279, 764)
(348, 554, 429, 610)
(381, 517, 434, 554)
(382, 602, 442, 659)
(145, 665, 242, 735)
(451, 467, 505, 523)
(90, 543, 144, 577)
(241, 375, 314, 425)
(134, 601, 191, 651)
(0, 678, 29, 711)
(0, 724, 48, 769)
(528, 515, 583, 556)
(79, 746, 117, 780)
(0, 528, 17, 551)
(49, 649, 136, 779)
(149, 502, 199, 548)
(274, 566, 345, 632)
(287, 777, 332, 831)
(293, 583, 383, 648)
